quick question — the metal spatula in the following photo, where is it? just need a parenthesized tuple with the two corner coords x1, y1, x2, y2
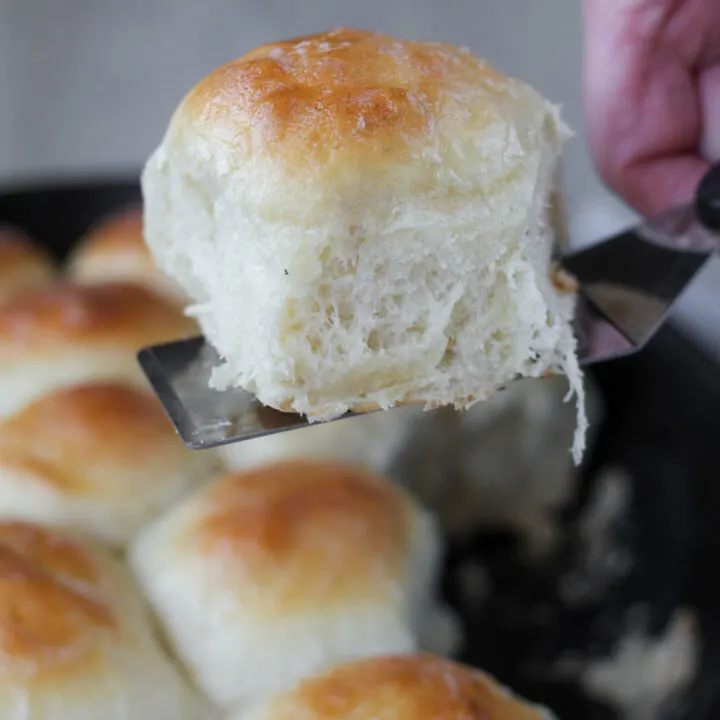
(138, 164, 720, 450)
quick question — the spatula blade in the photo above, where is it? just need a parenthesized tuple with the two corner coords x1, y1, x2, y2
(138, 298, 632, 451)
(138, 337, 329, 450)
(561, 204, 717, 348)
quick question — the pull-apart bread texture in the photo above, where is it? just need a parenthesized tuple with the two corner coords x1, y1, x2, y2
(142, 27, 587, 460)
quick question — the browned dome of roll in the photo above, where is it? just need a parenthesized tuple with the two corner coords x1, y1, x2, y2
(0, 225, 57, 305)
(184, 459, 411, 613)
(0, 521, 207, 718)
(0, 281, 193, 353)
(0, 281, 197, 418)
(0, 521, 115, 672)
(0, 382, 220, 546)
(228, 654, 553, 720)
(180, 27, 510, 168)
(130, 458, 446, 709)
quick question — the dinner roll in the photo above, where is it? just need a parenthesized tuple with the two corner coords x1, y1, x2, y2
(0, 521, 209, 719)
(227, 654, 555, 720)
(68, 206, 188, 304)
(0, 281, 197, 418)
(220, 404, 420, 473)
(0, 226, 56, 304)
(130, 460, 456, 710)
(0, 382, 221, 547)
(142, 27, 586, 462)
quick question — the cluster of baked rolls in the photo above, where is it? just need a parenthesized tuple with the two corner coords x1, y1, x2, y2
(0, 210, 504, 717)
(0, 205, 572, 719)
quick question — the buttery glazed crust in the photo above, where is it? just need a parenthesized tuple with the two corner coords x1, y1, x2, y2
(240, 654, 551, 720)
(0, 522, 116, 680)
(189, 460, 410, 615)
(0, 382, 219, 546)
(0, 382, 207, 498)
(175, 27, 516, 182)
(0, 281, 196, 359)
(0, 521, 209, 718)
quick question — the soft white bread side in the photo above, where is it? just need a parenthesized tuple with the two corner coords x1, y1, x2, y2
(67, 207, 188, 304)
(0, 281, 197, 419)
(220, 405, 420, 473)
(142, 27, 586, 461)
(130, 460, 455, 710)
(0, 382, 220, 547)
(227, 654, 555, 720)
(0, 226, 56, 305)
(0, 521, 210, 720)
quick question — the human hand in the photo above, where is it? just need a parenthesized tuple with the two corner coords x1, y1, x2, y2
(582, 0, 720, 217)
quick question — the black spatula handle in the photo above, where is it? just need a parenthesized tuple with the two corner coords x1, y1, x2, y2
(696, 163, 720, 231)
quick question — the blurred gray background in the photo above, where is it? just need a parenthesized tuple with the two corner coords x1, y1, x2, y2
(2, 0, 719, 357)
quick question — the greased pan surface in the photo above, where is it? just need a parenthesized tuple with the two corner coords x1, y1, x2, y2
(2, 178, 720, 720)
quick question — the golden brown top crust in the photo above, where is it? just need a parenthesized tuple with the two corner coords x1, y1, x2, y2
(0, 281, 196, 357)
(190, 460, 409, 614)
(271, 654, 545, 720)
(180, 28, 509, 163)
(74, 207, 146, 259)
(0, 522, 115, 677)
(0, 226, 54, 277)
(0, 383, 177, 494)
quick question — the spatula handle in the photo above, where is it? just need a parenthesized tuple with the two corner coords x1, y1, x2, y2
(696, 163, 720, 231)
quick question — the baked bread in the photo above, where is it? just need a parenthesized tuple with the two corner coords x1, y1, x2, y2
(226, 653, 555, 720)
(142, 27, 586, 461)
(220, 404, 419, 473)
(0, 225, 56, 304)
(0, 520, 209, 719)
(0, 281, 197, 419)
(0, 382, 221, 547)
(130, 460, 456, 710)
(68, 206, 188, 304)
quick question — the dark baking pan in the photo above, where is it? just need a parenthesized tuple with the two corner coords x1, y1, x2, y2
(2, 178, 720, 720)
